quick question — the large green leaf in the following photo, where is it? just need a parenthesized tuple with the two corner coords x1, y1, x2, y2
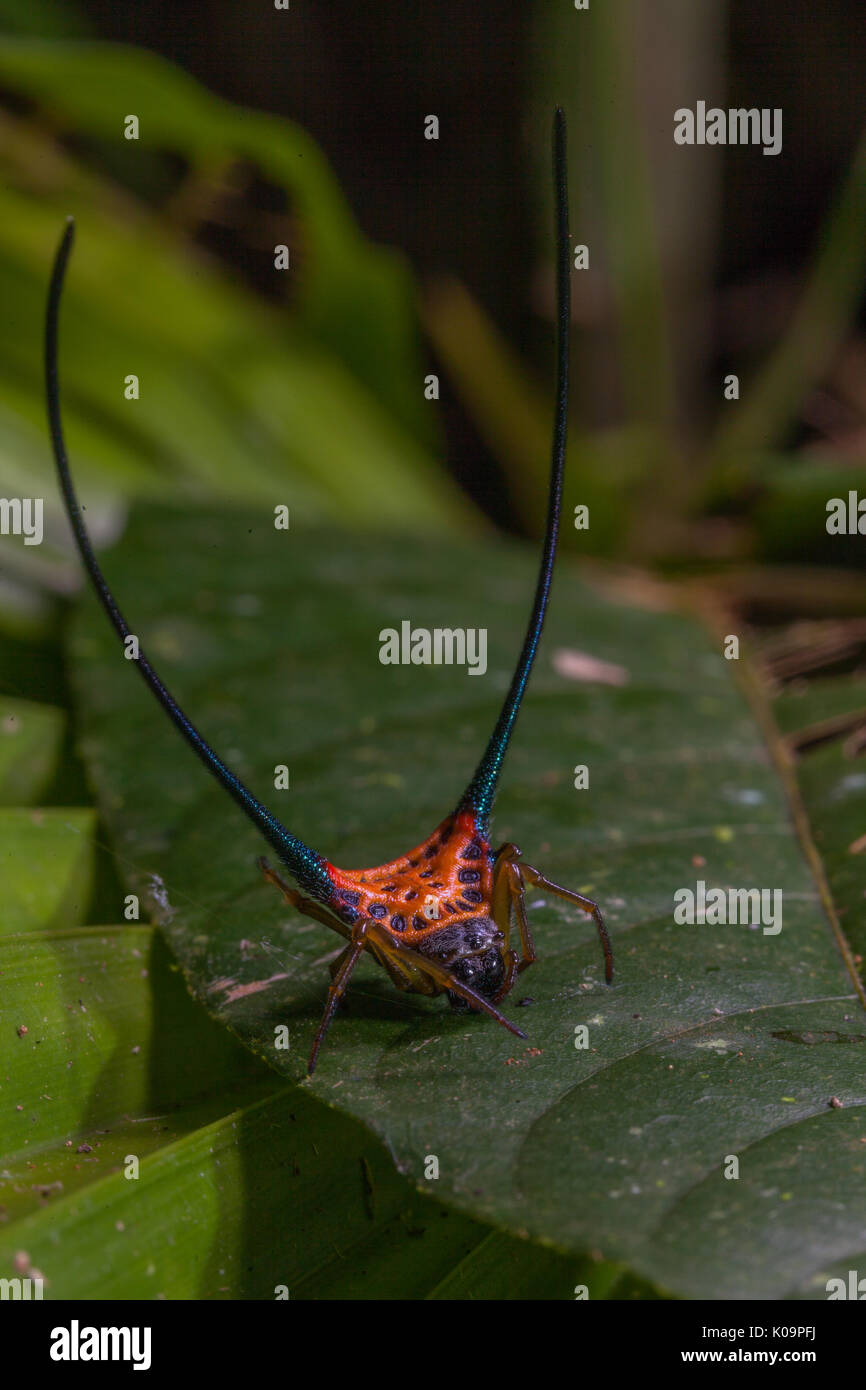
(0, 918, 615, 1299)
(68, 506, 865, 1298)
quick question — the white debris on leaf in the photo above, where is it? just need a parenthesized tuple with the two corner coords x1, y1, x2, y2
(147, 873, 176, 925)
(552, 648, 629, 686)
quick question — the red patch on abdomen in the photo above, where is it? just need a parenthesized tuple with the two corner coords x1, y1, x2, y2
(327, 810, 492, 942)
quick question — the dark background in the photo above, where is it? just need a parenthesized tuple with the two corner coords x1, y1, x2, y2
(70, 0, 866, 526)
(77, 1, 864, 307)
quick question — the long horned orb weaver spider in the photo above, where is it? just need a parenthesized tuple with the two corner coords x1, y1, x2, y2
(45, 108, 612, 1076)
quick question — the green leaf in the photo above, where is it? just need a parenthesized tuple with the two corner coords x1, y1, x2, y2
(0, 926, 270, 1188)
(0, 696, 64, 804)
(0, 919, 607, 1299)
(0, 807, 95, 931)
(774, 675, 866, 967)
(753, 459, 866, 566)
(0, 1081, 601, 1301)
(775, 674, 866, 740)
(68, 506, 865, 1298)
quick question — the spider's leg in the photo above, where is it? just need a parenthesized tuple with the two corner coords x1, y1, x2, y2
(328, 950, 348, 981)
(493, 851, 537, 973)
(307, 922, 369, 1075)
(325, 941, 355, 1017)
(258, 856, 349, 940)
(521, 861, 613, 984)
(490, 852, 515, 948)
(364, 921, 527, 1041)
(490, 948, 520, 1004)
(484, 857, 522, 998)
(373, 947, 436, 997)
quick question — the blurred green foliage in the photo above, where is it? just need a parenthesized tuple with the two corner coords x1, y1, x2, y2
(0, 36, 477, 608)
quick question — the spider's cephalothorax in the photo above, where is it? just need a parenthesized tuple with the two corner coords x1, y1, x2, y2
(45, 108, 613, 1076)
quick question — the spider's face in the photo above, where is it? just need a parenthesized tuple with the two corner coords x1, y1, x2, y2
(414, 916, 507, 1005)
(447, 941, 507, 1006)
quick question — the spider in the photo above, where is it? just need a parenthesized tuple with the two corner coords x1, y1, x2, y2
(44, 108, 612, 1075)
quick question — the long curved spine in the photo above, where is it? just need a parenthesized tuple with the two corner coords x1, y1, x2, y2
(45, 218, 334, 901)
(457, 107, 571, 836)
